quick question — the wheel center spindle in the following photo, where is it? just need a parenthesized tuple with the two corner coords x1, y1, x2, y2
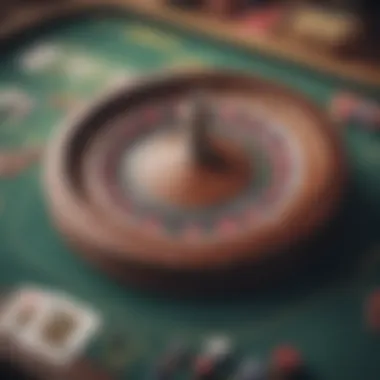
(184, 92, 227, 170)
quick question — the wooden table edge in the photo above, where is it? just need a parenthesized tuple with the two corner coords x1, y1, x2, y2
(0, 0, 379, 88)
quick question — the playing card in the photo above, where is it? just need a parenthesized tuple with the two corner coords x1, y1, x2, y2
(21, 291, 101, 367)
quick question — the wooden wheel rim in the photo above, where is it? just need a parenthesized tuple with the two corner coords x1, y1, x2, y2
(43, 69, 346, 271)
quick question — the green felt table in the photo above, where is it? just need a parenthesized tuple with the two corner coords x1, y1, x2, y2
(0, 7, 380, 380)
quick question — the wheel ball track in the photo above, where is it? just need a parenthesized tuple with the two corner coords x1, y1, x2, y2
(43, 70, 346, 291)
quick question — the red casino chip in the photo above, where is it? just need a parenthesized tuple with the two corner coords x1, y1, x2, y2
(271, 345, 303, 374)
(365, 289, 380, 332)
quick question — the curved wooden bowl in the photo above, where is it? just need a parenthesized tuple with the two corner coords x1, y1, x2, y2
(43, 69, 346, 291)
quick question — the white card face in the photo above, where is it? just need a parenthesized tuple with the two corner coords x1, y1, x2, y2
(202, 335, 233, 360)
(21, 292, 101, 367)
(0, 287, 49, 337)
(0, 287, 101, 367)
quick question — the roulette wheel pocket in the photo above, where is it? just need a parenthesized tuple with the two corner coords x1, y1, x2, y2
(43, 69, 346, 292)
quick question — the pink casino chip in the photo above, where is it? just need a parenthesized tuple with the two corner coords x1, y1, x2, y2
(330, 93, 358, 122)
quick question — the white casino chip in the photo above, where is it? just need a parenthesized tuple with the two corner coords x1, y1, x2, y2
(202, 335, 234, 361)
(20, 43, 62, 73)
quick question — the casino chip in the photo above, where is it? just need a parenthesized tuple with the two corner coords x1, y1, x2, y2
(365, 289, 380, 332)
(270, 345, 304, 377)
(201, 335, 234, 363)
(330, 92, 358, 123)
(20, 43, 62, 73)
(331, 92, 380, 130)
(193, 355, 216, 379)
(191, 335, 234, 379)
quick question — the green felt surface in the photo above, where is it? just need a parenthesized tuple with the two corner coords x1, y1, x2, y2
(1, 10, 380, 380)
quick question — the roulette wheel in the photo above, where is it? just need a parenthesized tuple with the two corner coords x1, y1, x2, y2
(1, 4, 380, 379)
(43, 69, 346, 292)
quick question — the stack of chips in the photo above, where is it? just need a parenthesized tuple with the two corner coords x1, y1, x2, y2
(193, 335, 234, 379)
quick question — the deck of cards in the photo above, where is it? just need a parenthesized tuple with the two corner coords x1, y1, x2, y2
(0, 286, 102, 367)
